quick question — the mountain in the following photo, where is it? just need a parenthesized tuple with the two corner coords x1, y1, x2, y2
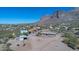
(38, 8, 79, 26)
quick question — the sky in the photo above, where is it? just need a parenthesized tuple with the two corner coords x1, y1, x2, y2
(0, 7, 74, 24)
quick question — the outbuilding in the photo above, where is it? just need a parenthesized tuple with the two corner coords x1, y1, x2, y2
(16, 35, 28, 41)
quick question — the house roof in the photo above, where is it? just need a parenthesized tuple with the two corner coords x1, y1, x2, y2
(20, 29, 28, 33)
(19, 35, 28, 38)
(41, 31, 57, 35)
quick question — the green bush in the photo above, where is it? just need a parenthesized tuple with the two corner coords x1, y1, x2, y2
(0, 41, 3, 44)
(63, 32, 77, 49)
(2, 44, 13, 51)
(7, 43, 12, 47)
(63, 38, 69, 44)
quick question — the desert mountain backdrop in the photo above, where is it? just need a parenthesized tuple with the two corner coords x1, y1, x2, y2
(38, 8, 79, 26)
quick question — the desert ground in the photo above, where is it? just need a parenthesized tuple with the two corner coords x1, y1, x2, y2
(7, 33, 74, 51)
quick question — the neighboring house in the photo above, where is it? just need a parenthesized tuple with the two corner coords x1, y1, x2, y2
(28, 27, 39, 33)
(36, 27, 41, 30)
(74, 32, 79, 38)
(72, 28, 79, 33)
(20, 29, 28, 34)
(17, 35, 28, 41)
(41, 32, 57, 35)
(40, 30, 57, 36)
(16, 29, 28, 41)
(72, 28, 79, 31)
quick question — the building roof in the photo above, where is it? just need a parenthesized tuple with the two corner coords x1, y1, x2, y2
(41, 31, 57, 35)
(75, 32, 79, 35)
(20, 29, 28, 33)
(19, 35, 28, 38)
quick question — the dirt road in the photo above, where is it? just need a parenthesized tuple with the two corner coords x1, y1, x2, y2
(28, 33, 73, 51)
(7, 33, 73, 51)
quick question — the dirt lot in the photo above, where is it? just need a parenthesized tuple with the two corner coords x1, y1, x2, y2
(28, 33, 73, 51)
(7, 33, 73, 51)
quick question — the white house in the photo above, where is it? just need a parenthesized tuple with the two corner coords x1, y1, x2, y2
(16, 35, 28, 41)
(19, 35, 28, 41)
(16, 29, 29, 41)
(20, 29, 28, 34)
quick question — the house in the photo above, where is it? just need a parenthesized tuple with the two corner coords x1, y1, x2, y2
(74, 32, 79, 38)
(20, 29, 28, 34)
(41, 32, 57, 35)
(16, 29, 29, 41)
(16, 35, 28, 41)
(72, 28, 79, 33)
(19, 35, 28, 41)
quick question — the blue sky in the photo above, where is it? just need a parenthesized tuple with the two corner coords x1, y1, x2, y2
(0, 7, 74, 24)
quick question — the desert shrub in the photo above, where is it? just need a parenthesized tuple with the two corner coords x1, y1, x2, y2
(7, 43, 12, 47)
(3, 39, 9, 44)
(59, 27, 66, 32)
(2, 44, 13, 51)
(17, 44, 20, 46)
(63, 32, 77, 49)
(0, 41, 3, 44)
(62, 38, 69, 44)
(67, 42, 76, 50)
(8, 34, 15, 39)
(36, 32, 42, 36)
